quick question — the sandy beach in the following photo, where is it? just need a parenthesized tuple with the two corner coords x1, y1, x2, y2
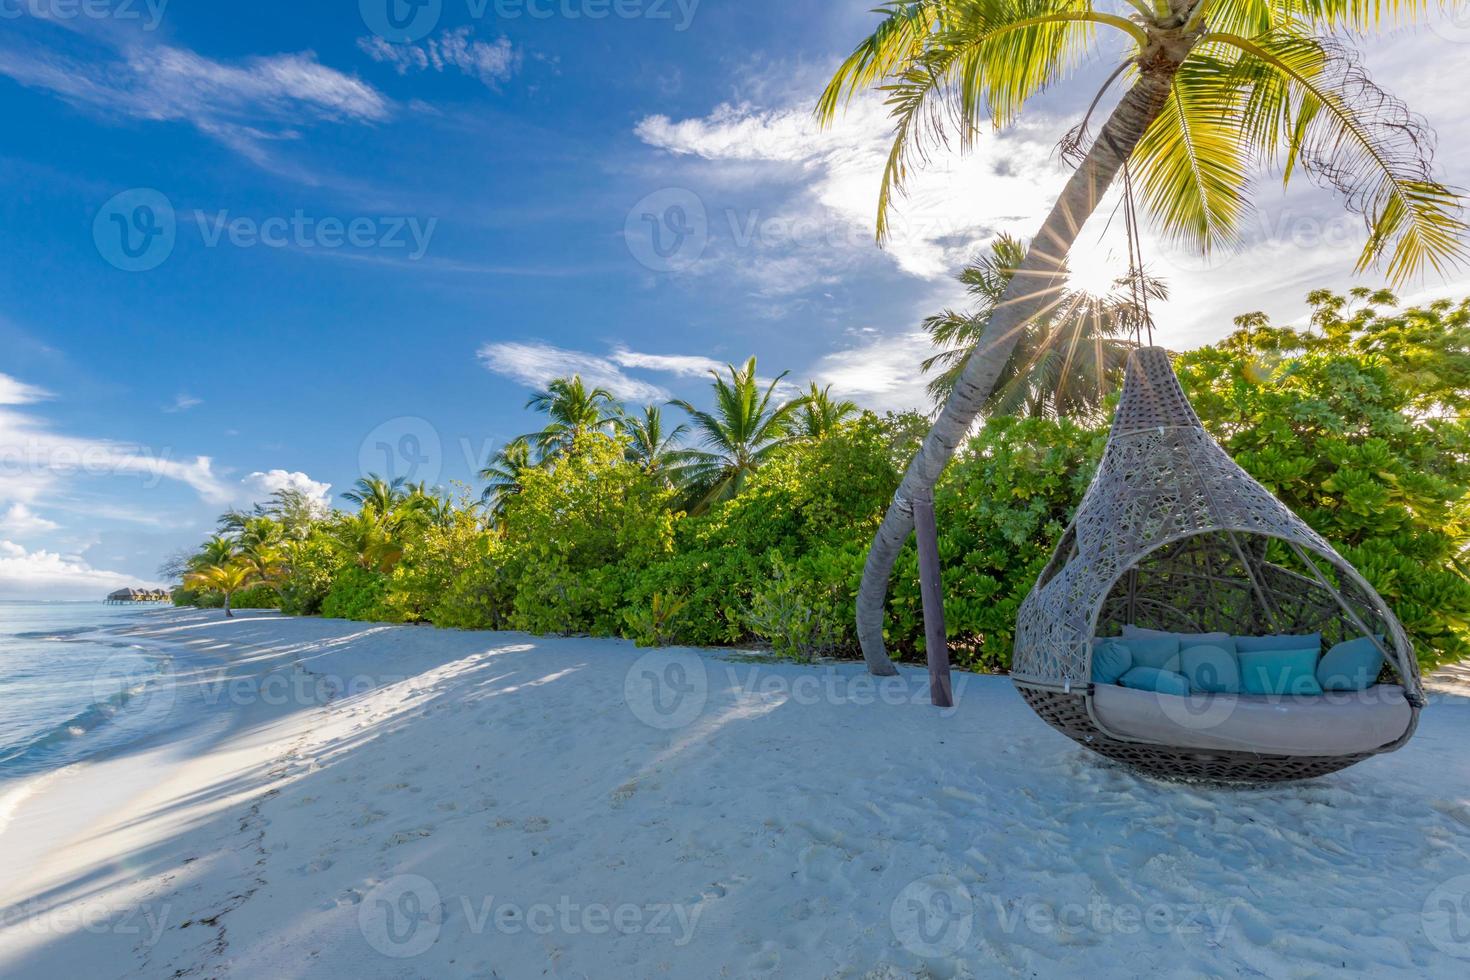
(2, 608, 1469, 977)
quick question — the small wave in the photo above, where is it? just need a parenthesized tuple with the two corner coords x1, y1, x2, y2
(11, 627, 97, 641)
(0, 661, 169, 773)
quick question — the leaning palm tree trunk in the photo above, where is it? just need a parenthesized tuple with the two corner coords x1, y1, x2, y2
(856, 58, 1187, 674)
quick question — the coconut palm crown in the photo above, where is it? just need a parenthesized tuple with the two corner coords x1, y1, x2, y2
(672, 357, 805, 513)
(818, 0, 1467, 672)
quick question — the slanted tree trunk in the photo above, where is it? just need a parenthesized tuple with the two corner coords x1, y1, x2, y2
(856, 42, 1195, 674)
(224, 591, 234, 618)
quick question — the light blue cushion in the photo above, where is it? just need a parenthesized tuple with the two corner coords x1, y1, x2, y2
(1235, 633, 1322, 653)
(1119, 666, 1191, 697)
(1239, 648, 1323, 696)
(1317, 635, 1386, 691)
(1091, 640, 1133, 685)
(1181, 644, 1241, 694)
(1115, 634, 1181, 672)
(1123, 625, 1235, 653)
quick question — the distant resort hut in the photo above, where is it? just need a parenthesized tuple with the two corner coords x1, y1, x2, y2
(105, 587, 170, 604)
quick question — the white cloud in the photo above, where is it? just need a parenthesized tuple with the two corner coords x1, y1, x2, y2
(0, 373, 52, 406)
(609, 348, 724, 378)
(0, 376, 232, 506)
(0, 19, 389, 165)
(635, 98, 1065, 283)
(0, 502, 60, 537)
(243, 470, 332, 512)
(806, 330, 935, 414)
(0, 539, 156, 599)
(164, 392, 202, 413)
(358, 29, 518, 87)
(477, 342, 671, 403)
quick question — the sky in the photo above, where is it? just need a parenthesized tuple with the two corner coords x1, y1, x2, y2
(1, 1, 1469, 598)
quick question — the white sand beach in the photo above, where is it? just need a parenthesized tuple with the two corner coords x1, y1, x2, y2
(3, 608, 1470, 977)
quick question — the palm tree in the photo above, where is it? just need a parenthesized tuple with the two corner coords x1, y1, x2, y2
(618, 404, 692, 474)
(329, 507, 405, 573)
(479, 438, 536, 518)
(235, 518, 287, 588)
(819, 0, 1467, 672)
(796, 383, 860, 438)
(923, 234, 1157, 418)
(183, 553, 255, 618)
(342, 474, 408, 513)
(262, 487, 327, 539)
(672, 358, 804, 512)
(524, 375, 621, 458)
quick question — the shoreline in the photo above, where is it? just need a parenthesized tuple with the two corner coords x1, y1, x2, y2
(2, 609, 1469, 977)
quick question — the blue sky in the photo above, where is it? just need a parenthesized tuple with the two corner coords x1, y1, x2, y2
(1, 2, 1468, 597)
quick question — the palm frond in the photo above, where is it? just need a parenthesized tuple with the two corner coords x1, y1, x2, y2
(1208, 31, 1466, 282)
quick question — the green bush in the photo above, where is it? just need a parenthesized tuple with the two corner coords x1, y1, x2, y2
(321, 565, 391, 621)
(1177, 291, 1470, 669)
(744, 548, 863, 661)
(495, 432, 678, 636)
(276, 532, 343, 616)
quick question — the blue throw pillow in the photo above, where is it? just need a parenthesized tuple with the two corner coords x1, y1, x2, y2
(1119, 666, 1191, 697)
(1181, 644, 1241, 694)
(1123, 625, 1235, 653)
(1091, 640, 1133, 685)
(1235, 632, 1322, 653)
(1115, 634, 1180, 672)
(1317, 635, 1386, 691)
(1239, 648, 1323, 696)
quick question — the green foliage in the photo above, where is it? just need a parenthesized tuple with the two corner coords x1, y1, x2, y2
(497, 433, 677, 636)
(744, 549, 862, 661)
(1177, 291, 1470, 669)
(320, 565, 391, 622)
(623, 592, 691, 648)
(888, 416, 1105, 672)
(170, 308, 1470, 673)
(426, 535, 514, 630)
(632, 413, 901, 646)
(276, 532, 344, 616)
(381, 492, 491, 623)
(229, 584, 281, 610)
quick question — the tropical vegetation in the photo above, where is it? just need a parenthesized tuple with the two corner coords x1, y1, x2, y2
(168, 290, 1470, 672)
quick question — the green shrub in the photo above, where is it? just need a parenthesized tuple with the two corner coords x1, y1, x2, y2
(321, 565, 391, 621)
(744, 549, 862, 661)
(277, 532, 344, 616)
(1177, 291, 1470, 669)
(496, 433, 677, 636)
(428, 536, 514, 630)
(623, 591, 690, 647)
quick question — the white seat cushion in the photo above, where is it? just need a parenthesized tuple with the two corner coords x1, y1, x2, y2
(1090, 684, 1412, 756)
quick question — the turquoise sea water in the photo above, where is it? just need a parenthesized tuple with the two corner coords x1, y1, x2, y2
(0, 601, 183, 777)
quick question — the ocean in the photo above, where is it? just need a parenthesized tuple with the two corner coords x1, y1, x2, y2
(0, 600, 185, 777)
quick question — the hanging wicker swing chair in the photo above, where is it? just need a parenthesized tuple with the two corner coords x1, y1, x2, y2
(1012, 346, 1424, 783)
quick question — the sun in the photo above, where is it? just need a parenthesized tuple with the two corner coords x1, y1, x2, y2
(1064, 239, 1131, 298)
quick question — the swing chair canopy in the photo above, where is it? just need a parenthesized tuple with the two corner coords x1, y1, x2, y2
(1012, 347, 1423, 779)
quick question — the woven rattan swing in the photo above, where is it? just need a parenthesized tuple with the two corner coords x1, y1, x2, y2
(1011, 347, 1424, 782)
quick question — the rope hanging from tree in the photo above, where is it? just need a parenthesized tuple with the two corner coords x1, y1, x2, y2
(1121, 160, 1153, 349)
